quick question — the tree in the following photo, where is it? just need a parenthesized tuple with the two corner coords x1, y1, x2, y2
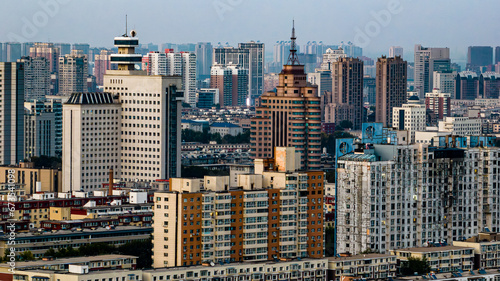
(325, 226, 335, 257)
(19, 251, 35, 261)
(44, 248, 56, 257)
(400, 256, 431, 276)
(117, 239, 153, 269)
(338, 120, 353, 130)
(325, 171, 335, 183)
(27, 155, 62, 169)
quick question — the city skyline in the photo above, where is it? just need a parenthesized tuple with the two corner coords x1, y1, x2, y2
(1, 0, 499, 63)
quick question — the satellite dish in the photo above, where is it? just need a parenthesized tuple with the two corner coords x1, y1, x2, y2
(130, 30, 137, 37)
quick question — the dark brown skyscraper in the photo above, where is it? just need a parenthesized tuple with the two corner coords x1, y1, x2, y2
(323, 57, 364, 130)
(251, 23, 321, 170)
(376, 56, 407, 127)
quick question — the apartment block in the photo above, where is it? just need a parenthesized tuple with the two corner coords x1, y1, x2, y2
(58, 49, 88, 95)
(425, 89, 451, 121)
(392, 246, 474, 273)
(454, 233, 500, 270)
(327, 254, 397, 281)
(152, 147, 325, 268)
(144, 258, 327, 281)
(375, 56, 407, 127)
(392, 96, 426, 143)
(336, 129, 500, 255)
(414, 45, 450, 98)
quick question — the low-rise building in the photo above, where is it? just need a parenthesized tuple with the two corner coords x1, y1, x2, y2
(0, 255, 137, 273)
(327, 254, 397, 281)
(0, 162, 62, 195)
(209, 122, 243, 137)
(438, 117, 482, 136)
(10, 269, 143, 281)
(0, 226, 152, 258)
(392, 246, 474, 273)
(143, 258, 327, 281)
(454, 233, 500, 270)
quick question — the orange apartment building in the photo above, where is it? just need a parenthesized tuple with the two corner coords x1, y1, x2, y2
(153, 147, 325, 268)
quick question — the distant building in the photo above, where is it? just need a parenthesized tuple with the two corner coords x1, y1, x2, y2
(433, 70, 456, 98)
(389, 46, 403, 58)
(181, 119, 204, 132)
(30, 43, 60, 74)
(72, 43, 90, 58)
(195, 42, 213, 80)
(196, 88, 219, 109)
(467, 46, 493, 72)
(456, 71, 480, 100)
(58, 50, 88, 95)
(496, 46, 500, 65)
(480, 72, 500, 99)
(209, 122, 243, 137)
(392, 96, 426, 143)
(54, 43, 71, 56)
(363, 76, 376, 105)
(18, 56, 50, 101)
(319, 47, 347, 70)
(438, 117, 482, 136)
(324, 57, 364, 130)
(0, 62, 24, 165)
(93, 49, 114, 86)
(24, 99, 63, 158)
(425, 89, 451, 121)
(376, 56, 408, 127)
(210, 64, 248, 107)
(414, 44, 450, 98)
(4, 42, 22, 62)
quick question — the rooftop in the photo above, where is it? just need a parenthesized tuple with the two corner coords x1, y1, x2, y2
(0, 254, 138, 269)
(0, 225, 152, 239)
(338, 153, 377, 162)
(211, 122, 241, 128)
(66, 92, 117, 105)
(328, 253, 395, 262)
(394, 246, 473, 253)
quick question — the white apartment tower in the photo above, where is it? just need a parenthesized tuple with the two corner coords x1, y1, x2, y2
(389, 46, 403, 58)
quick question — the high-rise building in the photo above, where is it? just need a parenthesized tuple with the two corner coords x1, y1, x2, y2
(214, 42, 264, 105)
(58, 49, 88, 95)
(195, 42, 213, 80)
(480, 72, 500, 99)
(18, 56, 51, 101)
(392, 96, 426, 143)
(72, 43, 90, 58)
(389, 46, 403, 58)
(210, 64, 248, 107)
(105, 31, 183, 183)
(54, 43, 71, 56)
(467, 46, 493, 72)
(251, 24, 321, 170)
(62, 92, 121, 192)
(22, 42, 34, 57)
(363, 76, 376, 105)
(495, 46, 500, 65)
(24, 99, 60, 158)
(425, 89, 451, 121)
(0, 62, 25, 165)
(0, 43, 3, 62)
(30, 43, 60, 74)
(181, 52, 197, 106)
(307, 69, 332, 97)
(414, 45, 450, 98)
(433, 70, 456, 98)
(143, 51, 167, 76)
(319, 47, 347, 70)
(4, 42, 22, 62)
(323, 57, 364, 130)
(336, 135, 500, 255)
(94, 49, 114, 86)
(152, 147, 324, 268)
(340, 42, 362, 58)
(455, 71, 479, 100)
(270, 41, 292, 73)
(376, 56, 407, 127)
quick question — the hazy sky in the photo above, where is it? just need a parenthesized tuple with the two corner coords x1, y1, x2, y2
(1, 0, 499, 63)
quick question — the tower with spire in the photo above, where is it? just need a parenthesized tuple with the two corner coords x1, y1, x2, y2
(250, 22, 322, 171)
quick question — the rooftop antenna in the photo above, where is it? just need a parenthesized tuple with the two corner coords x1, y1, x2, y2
(287, 19, 300, 65)
(124, 15, 128, 37)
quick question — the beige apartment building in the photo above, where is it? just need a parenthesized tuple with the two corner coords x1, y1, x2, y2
(392, 246, 474, 273)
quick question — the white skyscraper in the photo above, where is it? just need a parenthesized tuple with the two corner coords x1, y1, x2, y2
(144, 52, 167, 76)
(392, 96, 426, 143)
(181, 52, 197, 106)
(62, 92, 121, 192)
(389, 46, 403, 58)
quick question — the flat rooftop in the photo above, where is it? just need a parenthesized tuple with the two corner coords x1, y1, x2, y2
(394, 246, 473, 253)
(0, 255, 138, 269)
(327, 253, 395, 262)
